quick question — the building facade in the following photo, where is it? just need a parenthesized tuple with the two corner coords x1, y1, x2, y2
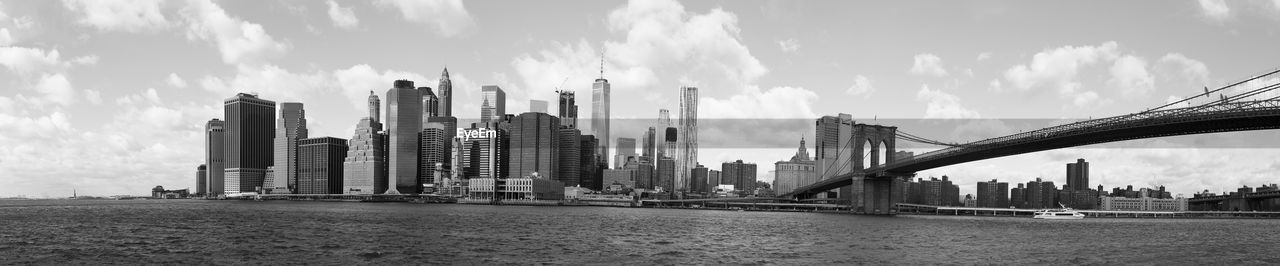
(420, 122, 448, 189)
(722, 160, 758, 193)
(437, 68, 452, 117)
(557, 90, 577, 128)
(976, 179, 1010, 208)
(342, 117, 387, 195)
(223, 93, 276, 194)
(1101, 196, 1188, 211)
(510, 112, 560, 180)
(480, 85, 506, 125)
(298, 137, 348, 194)
(386, 80, 422, 194)
(774, 137, 815, 195)
(204, 119, 225, 196)
(676, 86, 698, 192)
(1066, 158, 1089, 191)
(269, 102, 307, 194)
(592, 76, 611, 170)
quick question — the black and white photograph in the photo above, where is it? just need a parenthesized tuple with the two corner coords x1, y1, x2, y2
(2, 0, 1279, 264)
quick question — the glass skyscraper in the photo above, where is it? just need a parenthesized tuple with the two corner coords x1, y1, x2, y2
(223, 93, 276, 194)
(386, 80, 422, 194)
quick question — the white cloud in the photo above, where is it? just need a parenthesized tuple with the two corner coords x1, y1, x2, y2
(909, 53, 948, 77)
(114, 88, 163, 106)
(1155, 53, 1210, 87)
(846, 75, 874, 98)
(976, 52, 992, 62)
(778, 38, 799, 53)
(374, 0, 474, 37)
(698, 86, 818, 119)
(71, 55, 98, 65)
(166, 72, 187, 88)
(334, 64, 430, 111)
(0, 28, 12, 46)
(1072, 90, 1100, 107)
(603, 0, 767, 88)
(1198, 0, 1231, 22)
(198, 64, 333, 102)
(0, 47, 69, 76)
(1002, 41, 1119, 95)
(326, 0, 359, 30)
(181, 0, 290, 66)
(62, 0, 172, 33)
(85, 89, 102, 105)
(916, 84, 979, 119)
(29, 74, 77, 107)
(1107, 55, 1154, 97)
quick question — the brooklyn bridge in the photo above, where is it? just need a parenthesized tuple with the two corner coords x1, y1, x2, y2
(779, 67, 1280, 214)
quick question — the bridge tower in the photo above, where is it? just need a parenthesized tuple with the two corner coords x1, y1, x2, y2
(843, 124, 903, 215)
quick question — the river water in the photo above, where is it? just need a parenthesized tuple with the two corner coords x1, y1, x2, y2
(1, 200, 1276, 264)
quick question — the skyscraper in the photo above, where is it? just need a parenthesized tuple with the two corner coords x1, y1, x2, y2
(557, 90, 577, 128)
(1067, 158, 1089, 191)
(690, 164, 708, 194)
(510, 112, 560, 180)
(815, 114, 855, 202)
(437, 68, 452, 117)
(657, 157, 675, 192)
(369, 91, 381, 123)
(223, 93, 276, 194)
(420, 122, 448, 189)
(976, 179, 1010, 208)
(658, 109, 671, 127)
(459, 126, 502, 179)
(481, 85, 506, 125)
(342, 117, 387, 195)
(386, 80, 423, 194)
(196, 164, 207, 196)
(662, 127, 677, 159)
(270, 102, 307, 194)
(722, 160, 758, 193)
(642, 127, 655, 159)
(592, 75, 611, 169)
(298, 137, 348, 194)
(615, 137, 636, 169)
(558, 128, 582, 187)
(580, 135, 600, 190)
(422, 87, 439, 118)
(530, 100, 548, 113)
(677, 86, 698, 192)
(204, 119, 224, 196)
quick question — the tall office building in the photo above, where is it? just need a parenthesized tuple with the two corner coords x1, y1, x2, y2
(656, 157, 675, 191)
(580, 135, 600, 190)
(557, 90, 578, 128)
(481, 85, 506, 125)
(459, 126, 502, 179)
(1067, 158, 1089, 191)
(976, 179, 1010, 208)
(196, 164, 207, 196)
(437, 68, 452, 117)
(510, 112, 560, 180)
(269, 102, 307, 194)
(658, 109, 671, 127)
(815, 114, 855, 201)
(615, 137, 636, 169)
(530, 100, 548, 113)
(342, 117, 387, 195)
(297, 137, 348, 194)
(422, 87, 439, 118)
(592, 74, 611, 169)
(690, 164, 709, 194)
(204, 119, 225, 196)
(642, 127, 655, 159)
(774, 137, 815, 195)
(420, 122, 448, 189)
(223, 93, 276, 194)
(677, 86, 698, 192)
(722, 160, 758, 193)
(386, 80, 422, 194)
(558, 128, 582, 187)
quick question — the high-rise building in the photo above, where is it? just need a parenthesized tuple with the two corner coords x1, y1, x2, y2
(297, 137, 348, 194)
(976, 179, 1010, 208)
(677, 86, 698, 192)
(386, 80, 423, 194)
(437, 68, 452, 117)
(223, 93, 276, 194)
(690, 164, 708, 194)
(557, 128, 582, 187)
(1067, 158, 1089, 191)
(481, 85, 506, 125)
(204, 119, 225, 196)
(722, 160, 758, 193)
(615, 137, 636, 169)
(422, 87, 439, 118)
(580, 135, 600, 190)
(369, 91, 381, 123)
(1011, 183, 1026, 208)
(343, 117, 387, 195)
(510, 112, 560, 180)
(419, 122, 448, 189)
(632, 161, 655, 190)
(658, 109, 671, 127)
(459, 126, 502, 180)
(530, 100, 548, 114)
(642, 127, 655, 159)
(592, 74, 611, 169)
(656, 157, 675, 192)
(774, 137, 815, 195)
(196, 164, 207, 196)
(708, 169, 721, 188)
(662, 127, 677, 159)
(269, 102, 307, 194)
(815, 114, 855, 203)
(428, 116, 458, 173)
(557, 90, 577, 128)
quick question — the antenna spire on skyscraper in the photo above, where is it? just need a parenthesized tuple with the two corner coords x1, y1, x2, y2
(599, 46, 606, 80)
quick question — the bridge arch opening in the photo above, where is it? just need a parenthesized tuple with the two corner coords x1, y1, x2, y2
(861, 138, 875, 169)
(878, 139, 890, 166)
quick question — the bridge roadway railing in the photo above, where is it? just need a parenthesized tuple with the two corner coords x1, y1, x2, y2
(875, 99, 1280, 174)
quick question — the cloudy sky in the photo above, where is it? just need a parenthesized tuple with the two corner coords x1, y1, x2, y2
(2, 0, 1279, 197)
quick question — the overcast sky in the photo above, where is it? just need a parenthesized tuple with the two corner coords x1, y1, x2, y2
(2, 0, 1279, 197)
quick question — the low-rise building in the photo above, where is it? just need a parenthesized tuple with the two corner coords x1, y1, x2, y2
(1100, 195, 1188, 211)
(468, 177, 565, 201)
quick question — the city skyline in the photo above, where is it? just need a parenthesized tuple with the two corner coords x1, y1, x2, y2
(4, 0, 1280, 197)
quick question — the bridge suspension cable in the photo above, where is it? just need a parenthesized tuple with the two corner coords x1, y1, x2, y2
(895, 130, 963, 147)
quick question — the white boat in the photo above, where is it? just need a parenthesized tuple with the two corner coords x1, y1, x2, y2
(1033, 204, 1086, 219)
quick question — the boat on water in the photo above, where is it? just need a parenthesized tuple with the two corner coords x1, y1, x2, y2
(1033, 204, 1086, 219)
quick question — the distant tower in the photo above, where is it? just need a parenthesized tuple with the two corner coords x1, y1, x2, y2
(204, 119, 225, 196)
(481, 85, 506, 125)
(437, 68, 452, 117)
(592, 53, 611, 170)
(422, 87, 439, 118)
(270, 102, 307, 194)
(223, 93, 276, 194)
(676, 86, 698, 192)
(510, 112, 561, 180)
(1067, 158, 1089, 191)
(658, 109, 671, 127)
(557, 90, 577, 128)
(342, 116, 387, 194)
(386, 80, 422, 194)
(368, 91, 380, 123)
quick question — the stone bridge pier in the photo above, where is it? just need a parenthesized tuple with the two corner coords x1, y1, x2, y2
(840, 124, 906, 215)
